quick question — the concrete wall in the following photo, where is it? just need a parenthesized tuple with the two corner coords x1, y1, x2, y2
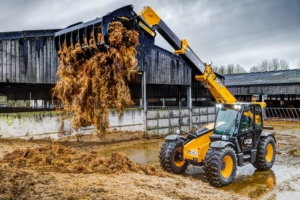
(0, 109, 145, 140)
(0, 107, 216, 140)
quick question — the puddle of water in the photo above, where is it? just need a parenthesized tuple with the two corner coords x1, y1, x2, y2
(99, 139, 165, 166)
(221, 165, 276, 199)
(183, 164, 277, 198)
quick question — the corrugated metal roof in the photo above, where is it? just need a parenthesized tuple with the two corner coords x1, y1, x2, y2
(224, 69, 300, 86)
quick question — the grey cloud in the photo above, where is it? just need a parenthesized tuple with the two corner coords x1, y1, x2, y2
(0, 0, 299, 70)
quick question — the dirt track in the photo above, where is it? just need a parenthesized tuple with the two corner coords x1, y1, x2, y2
(0, 122, 299, 199)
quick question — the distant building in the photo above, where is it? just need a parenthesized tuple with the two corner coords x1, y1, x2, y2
(224, 69, 300, 108)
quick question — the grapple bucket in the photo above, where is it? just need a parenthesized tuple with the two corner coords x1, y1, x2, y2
(54, 4, 155, 60)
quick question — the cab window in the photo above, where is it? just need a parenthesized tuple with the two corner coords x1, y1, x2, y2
(240, 112, 251, 132)
(255, 106, 262, 128)
(240, 106, 255, 132)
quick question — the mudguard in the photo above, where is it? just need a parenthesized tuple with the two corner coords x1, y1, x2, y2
(260, 131, 276, 142)
(210, 141, 235, 149)
(165, 134, 186, 141)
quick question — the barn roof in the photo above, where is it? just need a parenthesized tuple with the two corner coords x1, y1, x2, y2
(224, 69, 300, 86)
(0, 29, 61, 40)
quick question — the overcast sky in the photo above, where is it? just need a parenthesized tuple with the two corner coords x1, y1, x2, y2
(0, 0, 299, 70)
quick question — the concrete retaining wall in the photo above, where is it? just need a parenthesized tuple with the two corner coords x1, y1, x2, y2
(0, 109, 145, 140)
(0, 106, 216, 139)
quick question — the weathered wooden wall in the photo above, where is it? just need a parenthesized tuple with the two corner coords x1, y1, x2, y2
(139, 46, 191, 85)
(0, 34, 191, 86)
(0, 30, 59, 84)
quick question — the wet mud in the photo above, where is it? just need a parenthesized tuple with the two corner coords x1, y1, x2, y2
(1, 144, 162, 175)
(0, 122, 299, 199)
(0, 140, 244, 200)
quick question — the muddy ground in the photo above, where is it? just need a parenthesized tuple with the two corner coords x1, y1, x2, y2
(0, 122, 299, 200)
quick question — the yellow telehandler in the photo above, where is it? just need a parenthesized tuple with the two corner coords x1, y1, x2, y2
(54, 5, 276, 187)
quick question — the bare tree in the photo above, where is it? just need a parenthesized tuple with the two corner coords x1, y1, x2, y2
(235, 64, 247, 73)
(279, 59, 289, 70)
(218, 65, 226, 75)
(250, 66, 259, 72)
(212, 65, 219, 73)
(257, 59, 269, 72)
(217, 64, 247, 74)
(269, 58, 279, 71)
(226, 64, 235, 74)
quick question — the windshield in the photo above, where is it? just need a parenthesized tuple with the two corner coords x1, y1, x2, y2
(214, 108, 238, 135)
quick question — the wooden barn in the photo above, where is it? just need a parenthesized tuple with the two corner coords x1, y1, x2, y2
(0, 30, 213, 111)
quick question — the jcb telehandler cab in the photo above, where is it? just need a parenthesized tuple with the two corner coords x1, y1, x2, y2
(54, 5, 276, 187)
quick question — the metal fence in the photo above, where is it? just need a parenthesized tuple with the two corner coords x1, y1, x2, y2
(265, 107, 300, 121)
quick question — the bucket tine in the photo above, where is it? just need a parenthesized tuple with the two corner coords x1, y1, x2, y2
(54, 4, 155, 59)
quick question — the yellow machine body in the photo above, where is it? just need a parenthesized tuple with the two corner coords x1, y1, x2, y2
(183, 124, 214, 162)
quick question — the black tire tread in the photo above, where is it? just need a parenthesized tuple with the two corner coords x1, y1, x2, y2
(253, 136, 276, 170)
(159, 140, 188, 174)
(203, 146, 237, 187)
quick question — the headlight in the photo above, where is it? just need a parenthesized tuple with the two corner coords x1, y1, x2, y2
(234, 104, 241, 110)
(222, 135, 229, 140)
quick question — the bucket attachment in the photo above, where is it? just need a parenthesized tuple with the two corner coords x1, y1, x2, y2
(54, 5, 155, 60)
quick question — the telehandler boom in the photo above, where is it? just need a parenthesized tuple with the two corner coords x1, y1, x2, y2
(54, 5, 276, 187)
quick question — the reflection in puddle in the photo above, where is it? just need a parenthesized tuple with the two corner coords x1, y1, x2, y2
(183, 164, 276, 198)
(221, 168, 276, 199)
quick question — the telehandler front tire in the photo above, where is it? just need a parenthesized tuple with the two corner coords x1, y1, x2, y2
(253, 136, 276, 170)
(204, 146, 237, 187)
(159, 140, 188, 174)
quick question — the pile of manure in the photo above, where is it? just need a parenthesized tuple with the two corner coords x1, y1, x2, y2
(53, 21, 139, 131)
(1, 144, 163, 176)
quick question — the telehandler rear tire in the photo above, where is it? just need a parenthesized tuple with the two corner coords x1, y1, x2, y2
(253, 136, 276, 170)
(203, 146, 237, 187)
(159, 140, 188, 174)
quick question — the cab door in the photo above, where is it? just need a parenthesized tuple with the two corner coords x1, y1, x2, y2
(253, 105, 263, 148)
(238, 105, 256, 152)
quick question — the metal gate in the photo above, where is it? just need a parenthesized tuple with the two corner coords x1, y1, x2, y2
(265, 107, 300, 121)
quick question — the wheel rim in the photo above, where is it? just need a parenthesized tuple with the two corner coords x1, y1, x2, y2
(266, 143, 274, 162)
(174, 147, 185, 167)
(221, 155, 233, 179)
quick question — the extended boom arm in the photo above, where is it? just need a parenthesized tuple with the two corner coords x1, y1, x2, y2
(54, 5, 237, 104)
(138, 6, 237, 104)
